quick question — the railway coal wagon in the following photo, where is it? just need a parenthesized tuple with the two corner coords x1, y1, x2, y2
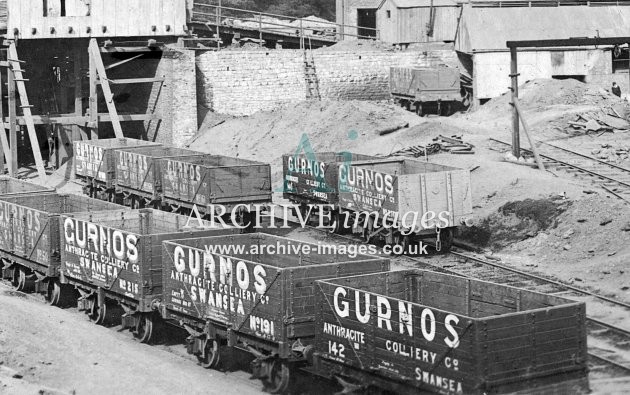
(282, 152, 376, 230)
(59, 208, 238, 342)
(114, 146, 205, 208)
(338, 158, 473, 251)
(0, 176, 55, 196)
(160, 154, 272, 220)
(0, 193, 123, 306)
(74, 138, 161, 200)
(161, 233, 390, 393)
(312, 269, 589, 394)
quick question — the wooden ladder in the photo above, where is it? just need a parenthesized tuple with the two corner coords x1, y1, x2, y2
(303, 50, 321, 101)
(0, 42, 47, 179)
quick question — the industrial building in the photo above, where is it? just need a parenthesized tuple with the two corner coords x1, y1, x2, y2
(337, 0, 630, 103)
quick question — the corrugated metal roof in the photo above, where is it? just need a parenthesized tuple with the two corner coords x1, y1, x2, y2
(392, 0, 459, 7)
(458, 5, 630, 52)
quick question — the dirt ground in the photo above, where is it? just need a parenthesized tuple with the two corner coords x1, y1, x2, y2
(0, 284, 264, 395)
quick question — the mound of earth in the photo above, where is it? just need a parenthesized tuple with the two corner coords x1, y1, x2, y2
(475, 78, 623, 116)
(459, 196, 572, 249)
(190, 100, 425, 180)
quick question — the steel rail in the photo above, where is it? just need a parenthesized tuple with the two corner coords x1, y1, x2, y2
(588, 353, 630, 373)
(588, 317, 630, 338)
(540, 141, 630, 174)
(448, 250, 630, 310)
(489, 138, 630, 189)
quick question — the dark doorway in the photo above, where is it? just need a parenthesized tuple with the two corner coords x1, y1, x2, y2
(357, 9, 377, 39)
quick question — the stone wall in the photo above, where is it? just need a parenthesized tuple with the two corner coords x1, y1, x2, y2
(196, 48, 458, 116)
(196, 51, 306, 117)
(314, 49, 459, 101)
(147, 47, 197, 147)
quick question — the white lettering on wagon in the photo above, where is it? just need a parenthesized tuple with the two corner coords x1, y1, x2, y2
(287, 156, 326, 178)
(62, 218, 139, 295)
(338, 165, 395, 196)
(64, 218, 138, 263)
(332, 286, 461, 348)
(415, 368, 463, 394)
(323, 322, 365, 344)
(169, 246, 271, 336)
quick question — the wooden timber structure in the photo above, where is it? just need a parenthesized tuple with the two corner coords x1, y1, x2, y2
(0, 0, 188, 180)
(191, 2, 379, 49)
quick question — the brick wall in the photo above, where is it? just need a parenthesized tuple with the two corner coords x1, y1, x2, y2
(196, 48, 458, 116)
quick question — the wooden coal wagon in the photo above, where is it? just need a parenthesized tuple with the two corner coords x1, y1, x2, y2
(74, 138, 161, 201)
(0, 192, 122, 306)
(311, 269, 589, 394)
(160, 154, 272, 221)
(161, 233, 390, 393)
(59, 208, 238, 341)
(338, 157, 473, 252)
(114, 146, 205, 208)
(282, 152, 377, 232)
(0, 176, 55, 196)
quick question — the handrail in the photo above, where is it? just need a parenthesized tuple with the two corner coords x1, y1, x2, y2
(467, 0, 630, 6)
(192, 2, 381, 45)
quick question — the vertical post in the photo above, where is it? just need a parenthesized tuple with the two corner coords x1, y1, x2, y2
(258, 13, 263, 48)
(64, 45, 83, 162)
(89, 43, 98, 140)
(7, 67, 17, 176)
(217, 0, 221, 38)
(0, 64, 4, 174)
(300, 19, 304, 50)
(510, 46, 520, 158)
(339, 0, 345, 41)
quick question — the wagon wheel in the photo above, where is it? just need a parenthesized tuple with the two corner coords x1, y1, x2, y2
(327, 210, 342, 234)
(10, 265, 19, 287)
(197, 338, 221, 369)
(133, 314, 154, 344)
(46, 281, 76, 307)
(362, 217, 375, 243)
(240, 211, 255, 234)
(87, 298, 100, 322)
(45, 280, 62, 306)
(415, 102, 424, 117)
(130, 196, 143, 209)
(298, 203, 310, 225)
(263, 360, 291, 394)
(392, 232, 409, 256)
(436, 228, 454, 253)
(16, 268, 35, 293)
(88, 299, 113, 326)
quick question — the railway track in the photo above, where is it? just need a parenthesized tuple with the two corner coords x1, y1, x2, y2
(489, 138, 630, 203)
